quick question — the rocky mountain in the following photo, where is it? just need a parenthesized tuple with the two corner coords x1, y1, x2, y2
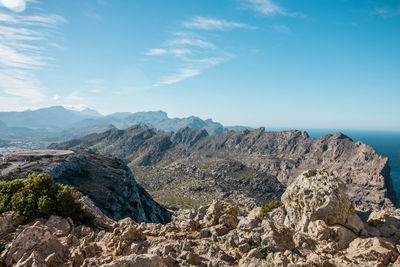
(1, 170, 399, 266)
(0, 150, 171, 224)
(0, 107, 251, 144)
(0, 120, 48, 138)
(71, 110, 226, 135)
(0, 106, 101, 130)
(50, 125, 398, 215)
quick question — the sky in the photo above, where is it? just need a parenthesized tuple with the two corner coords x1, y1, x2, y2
(0, 0, 399, 130)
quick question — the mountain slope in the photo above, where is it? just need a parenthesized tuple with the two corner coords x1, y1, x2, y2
(51, 125, 398, 213)
(0, 106, 101, 129)
(71, 110, 226, 135)
(1, 150, 171, 223)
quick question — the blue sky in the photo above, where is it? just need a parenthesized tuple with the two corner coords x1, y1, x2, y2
(0, 0, 399, 130)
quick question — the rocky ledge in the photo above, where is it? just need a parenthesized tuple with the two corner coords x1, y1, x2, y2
(1, 170, 399, 266)
(1, 150, 171, 224)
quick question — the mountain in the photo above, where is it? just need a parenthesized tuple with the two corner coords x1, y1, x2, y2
(0, 106, 101, 130)
(50, 125, 398, 214)
(1, 149, 171, 223)
(68, 107, 102, 117)
(71, 110, 226, 135)
(58, 124, 116, 140)
(0, 120, 48, 138)
(0, 107, 251, 142)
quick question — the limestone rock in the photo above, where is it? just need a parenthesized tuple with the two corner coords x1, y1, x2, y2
(282, 170, 364, 235)
(345, 237, 398, 266)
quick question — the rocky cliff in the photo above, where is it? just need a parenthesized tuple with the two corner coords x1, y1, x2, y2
(0, 150, 171, 224)
(1, 171, 399, 266)
(51, 125, 398, 214)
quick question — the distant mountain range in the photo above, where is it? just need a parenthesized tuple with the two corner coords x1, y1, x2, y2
(0, 106, 252, 140)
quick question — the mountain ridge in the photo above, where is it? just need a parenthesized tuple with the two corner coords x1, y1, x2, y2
(50, 125, 398, 214)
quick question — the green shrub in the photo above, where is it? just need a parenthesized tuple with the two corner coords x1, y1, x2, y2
(260, 200, 282, 219)
(0, 173, 94, 225)
(0, 240, 6, 253)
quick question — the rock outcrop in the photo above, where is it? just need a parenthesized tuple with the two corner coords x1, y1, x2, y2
(51, 125, 398, 213)
(1, 150, 171, 224)
(1, 171, 399, 266)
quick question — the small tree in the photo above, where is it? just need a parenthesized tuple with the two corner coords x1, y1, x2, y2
(0, 173, 94, 225)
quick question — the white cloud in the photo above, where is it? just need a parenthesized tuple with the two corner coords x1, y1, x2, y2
(156, 68, 201, 85)
(183, 16, 255, 30)
(0, 0, 26, 12)
(166, 38, 215, 49)
(144, 18, 236, 85)
(245, 0, 306, 18)
(371, 6, 400, 17)
(170, 48, 192, 56)
(0, 2, 65, 109)
(145, 48, 167, 56)
(145, 48, 192, 57)
(62, 104, 89, 111)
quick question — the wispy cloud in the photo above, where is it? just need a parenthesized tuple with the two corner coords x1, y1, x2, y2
(156, 68, 201, 85)
(371, 5, 400, 18)
(244, 0, 307, 18)
(166, 38, 216, 49)
(183, 16, 256, 30)
(0, 1, 65, 109)
(148, 33, 228, 85)
(155, 56, 226, 86)
(144, 15, 250, 86)
(145, 48, 168, 56)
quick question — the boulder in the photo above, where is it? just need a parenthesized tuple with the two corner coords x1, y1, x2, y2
(0, 211, 24, 235)
(282, 170, 364, 235)
(102, 254, 169, 267)
(202, 201, 238, 229)
(345, 237, 398, 266)
(4, 222, 66, 266)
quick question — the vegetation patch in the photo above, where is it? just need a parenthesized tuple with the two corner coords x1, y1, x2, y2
(0, 173, 94, 225)
(0, 240, 6, 253)
(260, 200, 282, 219)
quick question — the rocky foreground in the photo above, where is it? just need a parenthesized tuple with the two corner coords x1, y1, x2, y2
(1, 170, 400, 266)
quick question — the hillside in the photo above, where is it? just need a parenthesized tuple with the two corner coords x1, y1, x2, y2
(50, 125, 398, 214)
(0, 150, 171, 224)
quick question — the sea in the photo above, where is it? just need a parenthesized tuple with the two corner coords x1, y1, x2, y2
(306, 129, 400, 202)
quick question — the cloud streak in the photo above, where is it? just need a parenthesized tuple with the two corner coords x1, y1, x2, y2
(0, 2, 65, 108)
(244, 0, 306, 18)
(183, 16, 256, 30)
(156, 68, 201, 85)
(145, 16, 250, 85)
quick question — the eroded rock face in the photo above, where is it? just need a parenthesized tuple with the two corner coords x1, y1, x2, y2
(282, 170, 364, 235)
(1, 150, 171, 224)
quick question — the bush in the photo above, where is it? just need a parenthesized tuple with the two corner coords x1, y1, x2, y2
(260, 200, 282, 219)
(0, 173, 94, 225)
